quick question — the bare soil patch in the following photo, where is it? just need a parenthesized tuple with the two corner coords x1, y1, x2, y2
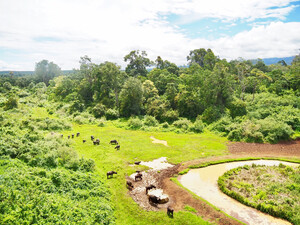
(150, 136, 169, 147)
(127, 140, 300, 225)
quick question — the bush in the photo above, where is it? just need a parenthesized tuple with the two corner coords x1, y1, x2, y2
(189, 119, 205, 133)
(128, 117, 143, 129)
(92, 103, 106, 118)
(161, 122, 169, 128)
(3, 81, 12, 90)
(4, 96, 18, 110)
(161, 110, 179, 123)
(201, 106, 222, 124)
(143, 115, 158, 127)
(228, 98, 247, 118)
(173, 118, 192, 130)
(105, 108, 119, 120)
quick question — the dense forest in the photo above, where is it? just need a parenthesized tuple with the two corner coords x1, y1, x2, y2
(1, 49, 299, 143)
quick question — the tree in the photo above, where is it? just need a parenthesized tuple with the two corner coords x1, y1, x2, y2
(93, 62, 126, 108)
(124, 50, 151, 77)
(187, 48, 207, 67)
(155, 56, 179, 75)
(35, 60, 61, 85)
(119, 77, 143, 116)
(248, 68, 272, 101)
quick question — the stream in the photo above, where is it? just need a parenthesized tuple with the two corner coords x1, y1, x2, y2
(178, 160, 299, 225)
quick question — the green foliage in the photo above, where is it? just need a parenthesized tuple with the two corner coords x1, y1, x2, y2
(127, 117, 143, 129)
(119, 77, 143, 117)
(189, 118, 205, 133)
(124, 50, 151, 77)
(35, 60, 61, 86)
(0, 159, 114, 224)
(143, 115, 158, 127)
(4, 96, 18, 110)
(173, 118, 192, 130)
(228, 98, 247, 118)
(92, 103, 107, 118)
(105, 108, 119, 120)
(218, 165, 300, 224)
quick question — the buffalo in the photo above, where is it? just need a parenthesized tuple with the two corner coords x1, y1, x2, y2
(135, 173, 142, 181)
(107, 171, 117, 179)
(167, 206, 174, 217)
(110, 140, 118, 145)
(115, 145, 120, 150)
(146, 184, 156, 194)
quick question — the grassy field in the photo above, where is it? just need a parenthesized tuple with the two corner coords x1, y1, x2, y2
(218, 164, 300, 225)
(61, 122, 228, 224)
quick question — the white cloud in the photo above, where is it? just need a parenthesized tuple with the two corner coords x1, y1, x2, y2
(0, 0, 299, 70)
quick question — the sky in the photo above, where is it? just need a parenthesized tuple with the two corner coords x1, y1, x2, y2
(0, 0, 300, 70)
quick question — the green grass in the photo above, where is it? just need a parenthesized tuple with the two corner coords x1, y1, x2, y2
(218, 165, 300, 225)
(61, 122, 229, 225)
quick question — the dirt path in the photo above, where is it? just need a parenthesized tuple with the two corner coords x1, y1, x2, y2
(127, 140, 300, 225)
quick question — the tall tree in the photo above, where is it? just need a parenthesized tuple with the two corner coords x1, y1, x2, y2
(119, 77, 143, 116)
(124, 50, 151, 77)
(187, 48, 207, 67)
(35, 60, 61, 85)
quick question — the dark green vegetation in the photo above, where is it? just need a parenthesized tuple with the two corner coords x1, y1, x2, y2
(218, 164, 300, 225)
(3, 49, 299, 143)
(0, 86, 114, 224)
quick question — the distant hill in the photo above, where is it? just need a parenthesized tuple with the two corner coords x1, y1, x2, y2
(0, 70, 74, 76)
(256, 56, 295, 65)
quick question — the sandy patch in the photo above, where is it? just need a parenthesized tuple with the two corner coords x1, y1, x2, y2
(140, 157, 173, 171)
(150, 136, 169, 147)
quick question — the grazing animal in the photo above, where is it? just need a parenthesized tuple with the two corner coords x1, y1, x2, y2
(146, 184, 156, 194)
(134, 161, 141, 165)
(71, 134, 74, 138)
(91, 136, 94, 140)
(93, 141, 97, 145)
(126, 181, 134, 190)
(135, 173, 142, 181)
(115, 145, 120, 150)
(68, 135, 70, 139)
(83, 140, 86, 143)
(167, 206, 174, 217)
(60, 134, 63, 138)
(107, 171, 117, 179)
(95, 138, 100, 145)
(110, 140, 118, 145)
(148, 195, 159, 204)
(76, 132, 80, 137)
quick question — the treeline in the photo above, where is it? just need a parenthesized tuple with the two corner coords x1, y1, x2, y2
(1, 49, 299, 143)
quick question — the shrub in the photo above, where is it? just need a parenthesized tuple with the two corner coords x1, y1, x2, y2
(4, 96, 18, 110)
(105, 108, 119, 120)
(228, 98, 247, 118)
(161, 110, 179, 123)
(189, 119, 205, 133)
(201, 106, 222, 124)
(3, 81, 12, 90)
(143, 115, 158, 127)
(173, 118, 192, 130)
(92, 103, 106, 118)
(161, 122, 169, 128)
(128, 117, 143, 129)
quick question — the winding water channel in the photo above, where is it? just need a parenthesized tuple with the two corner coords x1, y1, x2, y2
(178, 160, 299, 225)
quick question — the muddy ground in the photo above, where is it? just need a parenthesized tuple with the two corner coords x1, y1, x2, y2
(127, 139, 300, 225)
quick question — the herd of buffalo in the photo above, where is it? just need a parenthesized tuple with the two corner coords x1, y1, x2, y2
(61, 132, 174, 217)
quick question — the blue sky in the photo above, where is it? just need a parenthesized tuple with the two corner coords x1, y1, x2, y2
(0, 0, 299, 70)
